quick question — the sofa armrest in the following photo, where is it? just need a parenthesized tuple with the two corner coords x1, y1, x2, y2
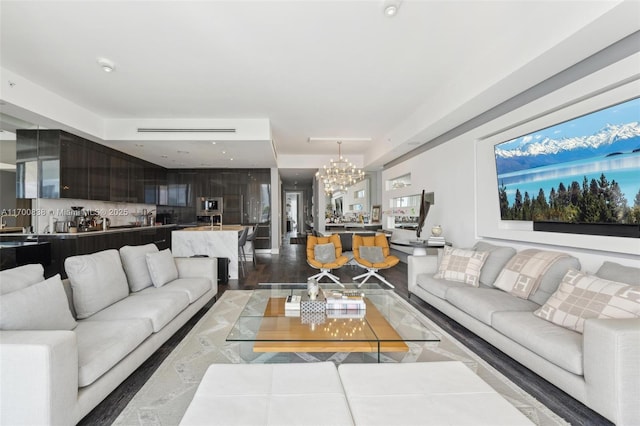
(0, 330, 78, 426)
(407, 255, 439, 294)
(584, 318, 640, 426)
(174, 257, 218, 283)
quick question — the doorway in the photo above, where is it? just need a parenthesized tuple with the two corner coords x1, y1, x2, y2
(285, 191, 304, 235)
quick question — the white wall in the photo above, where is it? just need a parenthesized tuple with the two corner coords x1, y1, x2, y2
(383, 55, 640, 272)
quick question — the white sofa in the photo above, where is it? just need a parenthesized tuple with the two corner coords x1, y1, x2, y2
(408, 242, 640, 426)
(0, 244, 217, 425)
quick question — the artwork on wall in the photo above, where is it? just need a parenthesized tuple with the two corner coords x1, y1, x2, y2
(371, 205, 381, 222)
(493, 97, 640, 238)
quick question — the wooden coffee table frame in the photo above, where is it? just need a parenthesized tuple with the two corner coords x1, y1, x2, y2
(252, 297, 409, 354)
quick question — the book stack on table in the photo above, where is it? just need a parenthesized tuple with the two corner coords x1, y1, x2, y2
(284, 295, 301, 317)
(323, 289, 366, 312)
(427, 236, 446, 246)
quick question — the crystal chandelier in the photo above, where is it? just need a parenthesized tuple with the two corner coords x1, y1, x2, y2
(316, 141, 365, 195)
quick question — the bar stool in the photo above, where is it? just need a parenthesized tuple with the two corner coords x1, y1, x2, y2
(246, 224, 258, 266)
(238, 226, 249, 277)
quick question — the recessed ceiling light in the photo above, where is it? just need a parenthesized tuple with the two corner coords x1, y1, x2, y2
(211, 141, 217, 145)
(222, 150, 226, 154)
(230, 158, 234, 161)
(97, 57, 115, 72)
(383, 1, 401, 17)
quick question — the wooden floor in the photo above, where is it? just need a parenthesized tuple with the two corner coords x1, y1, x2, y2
(79, 232, 612, 426)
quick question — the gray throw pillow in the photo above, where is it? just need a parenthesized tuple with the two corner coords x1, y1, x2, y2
(472, 242, 516, 286)
(0, 264, 45, 295)
(314, 242, 336, 264)
(359, 246, 384, 264)
(120, 243, 159, 292)
(528, 256, 581, 306)
(596, 261, 640, 285)
(65, 249, 130, 319)
(0, 274, 77, 330)
(146, 249, 179, 287)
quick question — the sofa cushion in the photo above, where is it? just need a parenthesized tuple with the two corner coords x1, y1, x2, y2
(492, 311, 583, 375)
(446, 287, 540, 325)
(472, 242, 517, 286)
(75, 318, 153, 387)
(314, 242, 336, 264)
(119, 243, 159, 292)
(65, 249, 130, 319)
(88, 292, 189, 332)
(0, 274, 77, 331)
(534, 269, 640, 333)
(596, 261, 640, 285)
(0, 263, 44, 295)
(528, 255, 581, 306)
(434, 246, 488, 287)
(417, 273, 468, 299)
(494, 249, 572, 300)
(146, 248, 179, 287)
(136, 277, 211, 303)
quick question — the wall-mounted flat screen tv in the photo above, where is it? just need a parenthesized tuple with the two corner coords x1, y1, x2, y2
(494, 97, 640, 237)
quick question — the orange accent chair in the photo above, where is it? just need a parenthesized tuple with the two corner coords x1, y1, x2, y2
(352, 234, 399, 288)
(306, 234, 348, 285)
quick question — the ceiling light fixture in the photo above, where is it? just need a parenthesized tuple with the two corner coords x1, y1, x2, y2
(383, 0, 401, 17)
(308, 137, 372, 143)
(137, 128, 236, 133)
(97, 58, 115, 73)
(315, 141, 365, 195)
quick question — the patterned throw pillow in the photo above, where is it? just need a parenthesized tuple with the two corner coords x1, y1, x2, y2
(433, 246, 488, 286)
(314, 242, 336, 264)
(534, 269, 640, 333)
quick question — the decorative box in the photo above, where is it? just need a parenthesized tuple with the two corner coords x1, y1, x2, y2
(301, 311, 326, 325)
(301, 293, 326, 313)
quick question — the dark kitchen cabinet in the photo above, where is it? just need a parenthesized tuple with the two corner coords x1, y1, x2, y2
(144, 165, 167, 205)
(16, 130, 88, 199)
(87, 144, 110, 201)
(59, 132, 89, 199)
(110, 154, 129, 202)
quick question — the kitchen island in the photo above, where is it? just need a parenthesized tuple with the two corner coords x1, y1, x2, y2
(172, 225, 245, 279)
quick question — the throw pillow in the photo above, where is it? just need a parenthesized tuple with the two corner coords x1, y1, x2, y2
(493, 249, 569, 300)
(359, 246, 384, 264)
(0, 274, 77, 330)
(314, 242, 336, 264)
(146, 249, 179, 287)
(433, 246, 488, 287)
(472, 242, 517, 286)
(0, 263, 45, 295)
(65, 249, 130, 319)
(120, 243, 159, 292)
(596, 261, 640, 286)
(534, 269, 640, 333)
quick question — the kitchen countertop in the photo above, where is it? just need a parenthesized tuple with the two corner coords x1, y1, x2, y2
(0, 224, 177, 238)
(176, 225, 245, 231)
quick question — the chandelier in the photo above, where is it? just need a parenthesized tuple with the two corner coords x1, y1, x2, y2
(316, 141, 365, 195)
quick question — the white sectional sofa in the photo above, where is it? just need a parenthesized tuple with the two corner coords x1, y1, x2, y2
(0, 244, 217, 425)
(408, 242, 640, 426)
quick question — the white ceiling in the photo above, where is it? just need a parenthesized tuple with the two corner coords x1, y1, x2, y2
(0, 1, 637, 172)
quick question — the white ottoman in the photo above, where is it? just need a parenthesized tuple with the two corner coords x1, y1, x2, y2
(180, 362, 353, 426)
(338, 361, 533, 425)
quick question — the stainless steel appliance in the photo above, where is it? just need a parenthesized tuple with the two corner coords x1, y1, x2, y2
(198, 197, 223, 216)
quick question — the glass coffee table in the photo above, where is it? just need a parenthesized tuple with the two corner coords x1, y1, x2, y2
(227, 283, 440, 362)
